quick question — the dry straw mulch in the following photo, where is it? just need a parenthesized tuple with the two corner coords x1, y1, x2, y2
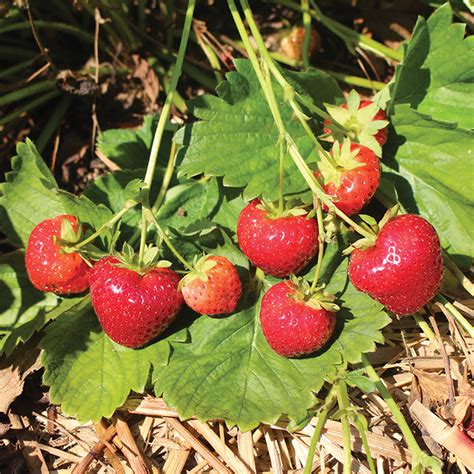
(1, 299, 473, 473)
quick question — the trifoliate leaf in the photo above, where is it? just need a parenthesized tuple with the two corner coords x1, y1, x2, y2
(176, 59, 343, 202)
(154, 256, 390, 430)
(41, 304, 172, 423)
(389, 4, 474, 129)
(0, 251, 58, 355)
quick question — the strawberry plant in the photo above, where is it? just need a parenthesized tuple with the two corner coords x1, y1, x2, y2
(0, 2, 472, 472)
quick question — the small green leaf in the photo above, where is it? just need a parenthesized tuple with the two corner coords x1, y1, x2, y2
(345, 369, 377, 393)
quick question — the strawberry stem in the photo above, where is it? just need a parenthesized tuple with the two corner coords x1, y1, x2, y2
(303, 388, 336, 474)
(310, 199, 325, 291)
(412, 313, 437, 344)
(352, 414, 377, 474)
(145, 209, 194, 272)
(336, 379, 352, 474)
(138, 0, 195, 265)
(361, 355, 442, 473)
(435, 294, 474, 338)
(73, 204, 136, 250)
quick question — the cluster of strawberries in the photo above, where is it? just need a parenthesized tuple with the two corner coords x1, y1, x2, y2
(24, 94, 443, 358)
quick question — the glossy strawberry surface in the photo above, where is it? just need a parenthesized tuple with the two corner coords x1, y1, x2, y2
(181, 256, 242, 315)
(349, 214, 443, 315)
(260, 281, 336, 357)
(317, 144, 380, 215)
(324, 99, 387, 146)
(90, 257, 183, 348)
(25, 214, 89, 294)
(237, 200, 319, 277)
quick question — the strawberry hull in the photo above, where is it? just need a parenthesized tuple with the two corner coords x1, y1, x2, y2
(348, 214, 443, 315)
(90, 257, 183, 348)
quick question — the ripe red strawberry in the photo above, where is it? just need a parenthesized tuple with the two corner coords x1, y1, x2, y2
(349, 214, 443, 315)
(89, 256, 183, 348)
(237, 200, 319, 277)
(25, 214, 89, 294)
(181, 255, 242, 315)
(323, 91, 389, 156)
(315, 141, 380, 215)
(260, 281, 336, 357)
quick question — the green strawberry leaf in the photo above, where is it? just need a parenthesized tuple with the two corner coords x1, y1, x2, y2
(176, 59, 342, 202)
(41, 303, 174, 423)
(345, 369, 377, 393)
(0, 140, 65, 247)
(154, 250, 390, 430)
(383, 106, 474, 267)
(0, 251, 58, 355)
(389, 4, 474, 129)
(96, 115, 177, 170)
(0, 139, 112, 248)
(155, 178, 220, 231)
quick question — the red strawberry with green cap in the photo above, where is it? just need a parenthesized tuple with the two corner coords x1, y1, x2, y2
(25, 214, 89, 294)
(348, 213, 443, 315)
(89, 245, 183, 348)
(260, 279, 337, 357)
(237, 199, 319, 277)
(180, 255, 242, 315)
(323, 90, 389, 156)
(315, 140, 380, 216)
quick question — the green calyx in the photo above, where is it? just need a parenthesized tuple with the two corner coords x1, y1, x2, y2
(323, 90, 389, 157)
(288, 276, 339, 312)
(343, 204, 400, 255)
(317, 139, 363, 188)
(256, 199, 308, 219)
(56, 218, 83, 253)
(112, 242, 171, 274)
(179, 255, 216, 289)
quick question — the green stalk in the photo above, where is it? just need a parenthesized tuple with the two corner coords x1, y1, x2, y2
(362, 355, 442, 473)
(353, 416, 377, 474)
(310, 202, 325, 291)
(270, 51, 386, 91)
(0, 90, 60, 126)
(303, 390, 336, 474)
(145, 209, 194, 271)
(318, 69, 385, 91)
(336, 380, 352, 474)
(0, 80, 56, 107)
(301, 0, 311, 69)
(412, 313, 437, 344)
(138, 0, 196, 265)
(436, 294, 474, 338)
(36, 95, 72, 153)
(74, 205, 136, 250)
